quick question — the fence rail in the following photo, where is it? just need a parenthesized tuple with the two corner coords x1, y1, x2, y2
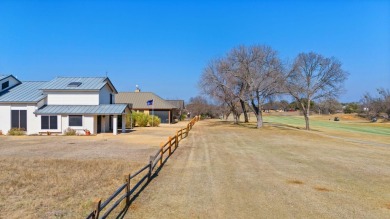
(86, 116, 200, 219)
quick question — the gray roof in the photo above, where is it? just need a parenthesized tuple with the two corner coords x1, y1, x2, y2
(0, 81, 46, 103)
(0, 75, 9, 81)
(40, 77, 117, 92)
(116, 92, 177, 109)
(166, 100, 185, 109)
(35, 104, 130, 115)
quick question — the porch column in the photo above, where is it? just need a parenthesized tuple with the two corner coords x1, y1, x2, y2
(113, 115, 118, 135)
(122, 114, 126, 133)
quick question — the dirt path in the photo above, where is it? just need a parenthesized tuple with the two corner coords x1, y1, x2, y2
(128, 120, 390, 219)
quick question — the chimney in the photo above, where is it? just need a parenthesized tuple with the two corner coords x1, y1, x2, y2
(135, 85, 141, 92)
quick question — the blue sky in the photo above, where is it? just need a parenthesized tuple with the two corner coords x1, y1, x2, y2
(0, 0, 389, 103)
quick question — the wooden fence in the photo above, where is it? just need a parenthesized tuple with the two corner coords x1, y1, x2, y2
(85, 116, 200, 219)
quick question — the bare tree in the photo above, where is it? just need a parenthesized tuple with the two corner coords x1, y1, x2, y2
(286, 52, 348, 130)
(228, 45, 285, 128)
(200, 59, 242, 124)
(361, 88, 390, 119)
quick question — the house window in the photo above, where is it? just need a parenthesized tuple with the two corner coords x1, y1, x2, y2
(110, 94, 113, 104)
(41, 116, 58, 129)
(11, 110, 27, 130)
(69, 115, 82, 126)
(2, 81, 9, 90)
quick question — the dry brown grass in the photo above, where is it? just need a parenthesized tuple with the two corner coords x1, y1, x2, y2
(130, 119, 390, 219)
(0, 121, 189, 218)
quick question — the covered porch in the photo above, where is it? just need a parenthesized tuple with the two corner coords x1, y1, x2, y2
(35, 104, 132, 135)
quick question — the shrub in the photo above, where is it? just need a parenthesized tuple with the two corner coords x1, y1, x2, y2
(136, 113, 149, 127)
(148, 115, 161, 127)
(0, 130, 3, 135)
(64, 127, 76, 136)
(8, 128, 25, 136)
(126, 113, 134, 128)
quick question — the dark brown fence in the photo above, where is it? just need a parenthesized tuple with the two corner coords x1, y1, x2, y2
(86, 116, 200, 219)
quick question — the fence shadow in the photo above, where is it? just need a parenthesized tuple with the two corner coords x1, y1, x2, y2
(86, 116, 199, 219)
(115, 155, 170, 218)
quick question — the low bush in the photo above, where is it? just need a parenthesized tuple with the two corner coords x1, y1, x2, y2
(148, 115, 161, 127)
(7, 128, 25, 136)
(130, 112, 161, 127)
(64, 127, 76, 136)
(136, 113, 149, 127)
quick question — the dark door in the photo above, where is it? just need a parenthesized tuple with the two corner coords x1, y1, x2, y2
(97, 116, 101, 133)
(11, 110, 27, 131)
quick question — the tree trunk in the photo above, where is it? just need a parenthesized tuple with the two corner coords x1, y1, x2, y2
(233, 113, 239, 124)
(304, 113, 310, 130)
(256, 112, 263, 128)
(240, 99, 249, 123)
(305, 98, 311, 130)
(251, 100, 263, 129)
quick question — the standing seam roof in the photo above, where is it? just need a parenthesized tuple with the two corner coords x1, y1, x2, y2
(35, 104, 130, 115)
(40, 77, 108, 90)
(0, 81, 47, 102)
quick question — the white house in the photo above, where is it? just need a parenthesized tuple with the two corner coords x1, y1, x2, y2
(0, 75, 131, 135)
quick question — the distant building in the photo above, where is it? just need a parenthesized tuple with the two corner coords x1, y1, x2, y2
(166, 100, 185, 121)
(116, 91, 178, 124)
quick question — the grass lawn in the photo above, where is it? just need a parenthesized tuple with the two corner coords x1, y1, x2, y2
(263, 114, 390, 136)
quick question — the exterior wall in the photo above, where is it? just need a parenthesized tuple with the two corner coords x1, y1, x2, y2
(0, 77, 20, 92)
(61, 115, 95, 135)
(6, 104, 40, 135)
(0, 104, 11, 134)
(0, 101, 51, 135)
(99, 84, 115, 104)
(46, 91, 100, 105)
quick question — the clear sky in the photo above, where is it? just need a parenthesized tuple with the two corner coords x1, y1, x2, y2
(0, 0, 389, 103)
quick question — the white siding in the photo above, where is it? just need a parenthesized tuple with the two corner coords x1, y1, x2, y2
(7, 104, 41, 135)
(99, 84, 114, 104)
(0, 77, 20, 92)
(61, 115, 95, 135)
(46, 91, 99, 105)
(0, 104, 11, 134)
(37, 115, 61, 133)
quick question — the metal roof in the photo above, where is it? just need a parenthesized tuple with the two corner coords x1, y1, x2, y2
(35, 104, 130, 115)
(40, 77, 116, 92)
(116, 92, 177, 109)
(0, 81, 46, 103)
(0, 75, 8, 81)
(166, 100, 185, 109)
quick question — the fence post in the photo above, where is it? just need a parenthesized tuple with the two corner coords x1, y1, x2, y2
(168, 136, 172, 156)
(175, 134, 178, 148)
(186, 124, 189, 137)
(181, 129, 183, 139)
(149, 155, 153, 180)
(159, 142, 164, 166)
(123, 173, 130, 208)
(91, 198, 101, 219)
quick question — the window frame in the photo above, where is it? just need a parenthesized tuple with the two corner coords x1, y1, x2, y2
(41, 115, 58, 130)
(2, 81, 9, 90)
(69, 115, 83, 126)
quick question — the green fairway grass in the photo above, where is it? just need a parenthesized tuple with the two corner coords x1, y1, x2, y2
(264, 116, 390, 136)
